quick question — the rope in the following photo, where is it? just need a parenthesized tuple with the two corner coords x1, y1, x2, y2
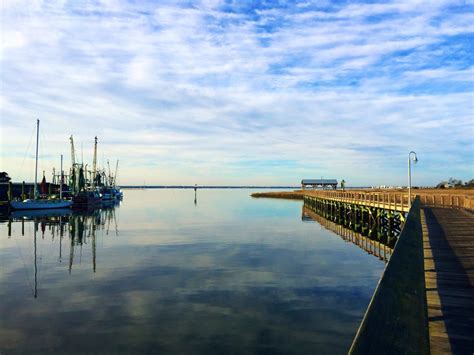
(19, 124, 37, 182)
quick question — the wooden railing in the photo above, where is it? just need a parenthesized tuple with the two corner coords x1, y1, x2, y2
(349, 197, 429, 354)
(303, 190, 410, 212)
(303, 190, 474, 212)
(417, 193, 474, 211)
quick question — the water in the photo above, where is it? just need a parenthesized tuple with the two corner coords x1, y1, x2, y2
(0, 189, 386, 354)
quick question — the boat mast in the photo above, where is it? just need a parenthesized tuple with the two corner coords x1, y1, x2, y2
(34, 119, 40, 199)
(92, 136, 98, 188)
(114, 160, 119, 186)
(70, 135, 76, 166)
(70, 135, 76, 193)
(107, 160, 111, 186)
(60, 154, 63, 199)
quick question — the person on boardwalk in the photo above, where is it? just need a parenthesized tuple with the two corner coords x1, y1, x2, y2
(341, 179, 346, 191)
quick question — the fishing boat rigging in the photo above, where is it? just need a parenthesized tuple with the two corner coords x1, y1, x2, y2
(10, 120, 73, 210)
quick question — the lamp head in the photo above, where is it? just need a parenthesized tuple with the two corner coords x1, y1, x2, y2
(409, 151, 418, 163)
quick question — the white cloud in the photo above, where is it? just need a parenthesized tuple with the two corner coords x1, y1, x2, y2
(0, 0, 473, 186)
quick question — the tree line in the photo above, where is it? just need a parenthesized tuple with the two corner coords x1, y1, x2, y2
(436, 178, 474, 188)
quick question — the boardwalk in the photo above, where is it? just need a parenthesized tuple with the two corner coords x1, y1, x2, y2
(421, 208, 474, 354)
(299, 189, 474, 353)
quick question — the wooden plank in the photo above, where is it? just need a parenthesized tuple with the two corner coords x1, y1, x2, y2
(422, 207, 474, 354)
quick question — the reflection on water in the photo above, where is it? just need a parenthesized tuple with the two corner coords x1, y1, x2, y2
(302, 206, 393, 263)
(4, 200, 120, 298)
(0, 190, 385, 354)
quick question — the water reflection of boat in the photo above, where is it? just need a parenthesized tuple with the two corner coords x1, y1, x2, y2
(101, 198, 121, 209)
(7, 202, 120, 298)
(11, 208, 72, 220)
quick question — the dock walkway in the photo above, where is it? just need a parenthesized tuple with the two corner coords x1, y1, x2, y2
(421, 207, 474, 354)
(300, 190, 474, 353)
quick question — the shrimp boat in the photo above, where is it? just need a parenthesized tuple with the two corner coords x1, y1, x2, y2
(10, 120, 73, 210)
(100, 159, 123, 200)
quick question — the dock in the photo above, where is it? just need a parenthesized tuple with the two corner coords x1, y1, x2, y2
(422, 207, 474, 353)
(299, 189, 474, 354)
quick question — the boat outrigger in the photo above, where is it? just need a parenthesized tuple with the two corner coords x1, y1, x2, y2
(10, 120, 73, 210)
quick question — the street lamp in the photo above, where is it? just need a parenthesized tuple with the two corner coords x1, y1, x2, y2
(408, 151, 418, 209)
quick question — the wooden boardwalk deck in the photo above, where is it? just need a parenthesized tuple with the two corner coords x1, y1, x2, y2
(421, 207, 474, 354)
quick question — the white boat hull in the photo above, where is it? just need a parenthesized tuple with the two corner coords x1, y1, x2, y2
(10, 200, 73, 210)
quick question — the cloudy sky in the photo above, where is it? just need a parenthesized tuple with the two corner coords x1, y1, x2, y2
(1, 0, 473, 186)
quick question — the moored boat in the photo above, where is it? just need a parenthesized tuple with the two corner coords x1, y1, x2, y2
(101, 186, 123, 200)
(72, 190, 101, 208)
(11, 199, 72, 210)
(11, 207, 72, 219)
(10, 120, 72, 211)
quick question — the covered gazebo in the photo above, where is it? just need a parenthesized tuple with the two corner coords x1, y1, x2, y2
(301, 179, 338, 190)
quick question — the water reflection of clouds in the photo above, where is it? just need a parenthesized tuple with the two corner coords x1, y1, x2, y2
(0, 190, 385, 353)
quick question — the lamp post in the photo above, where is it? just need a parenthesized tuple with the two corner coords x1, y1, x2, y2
(408, 151, 418, 209)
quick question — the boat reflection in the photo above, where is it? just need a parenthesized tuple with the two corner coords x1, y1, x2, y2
(11, 208, 73, 220)
(4, 200, 120, 298)
(302, 206, 393, 263)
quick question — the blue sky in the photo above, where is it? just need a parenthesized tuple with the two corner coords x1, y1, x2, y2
(1, 0, 473, 186)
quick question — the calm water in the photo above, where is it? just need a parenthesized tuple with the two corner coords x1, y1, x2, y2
(0, 189, 386, 354)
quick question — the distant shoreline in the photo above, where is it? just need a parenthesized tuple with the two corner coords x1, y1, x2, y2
(119, 186, 372, 190)
(120, 186, 301, 189)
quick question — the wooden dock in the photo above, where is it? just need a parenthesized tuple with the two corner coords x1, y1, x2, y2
(303, 190, 474, 213)
(299, 189, 474, 354)
(421, 207, 474, 354)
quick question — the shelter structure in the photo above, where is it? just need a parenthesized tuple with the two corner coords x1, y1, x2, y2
(301, 179, 338, 190)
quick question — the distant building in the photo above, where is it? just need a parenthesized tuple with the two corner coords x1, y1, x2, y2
(436, 181, 455, 189)
(301, 179, 338, 190)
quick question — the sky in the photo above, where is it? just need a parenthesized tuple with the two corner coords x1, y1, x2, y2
(0, 0, 473, 186)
